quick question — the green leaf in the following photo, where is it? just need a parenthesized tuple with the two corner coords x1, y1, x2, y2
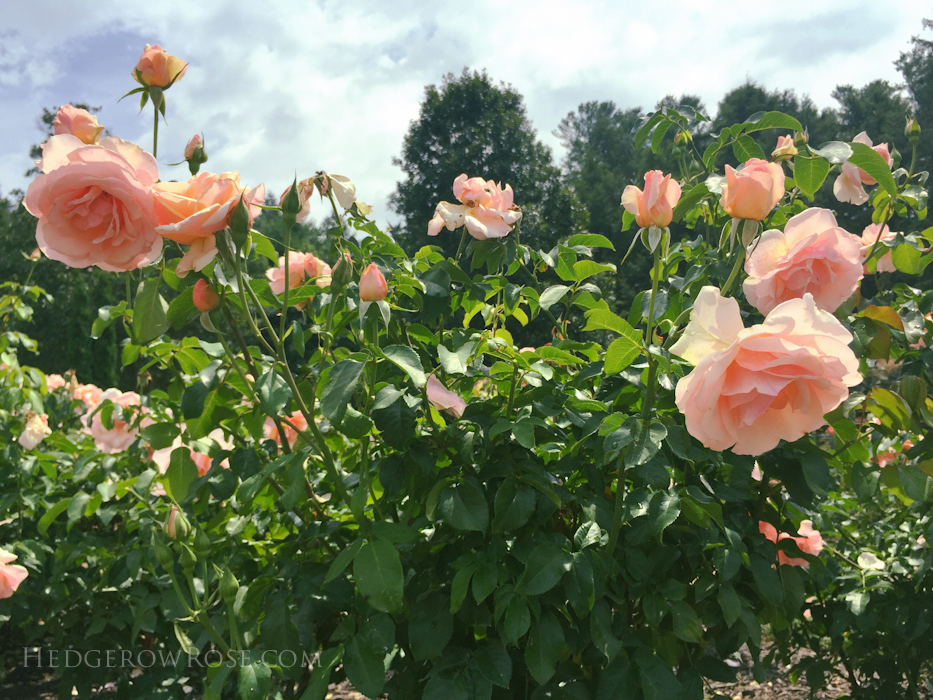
(139, 422, 181, 450)
(324, 536, 363, 584)
(892, 243, 928, 275)
(732, 134, 766, 162)
(299, 647, 342, 700)
(669, 600, 703, 643)
(567, 233, 615, 250)
(381, 345, 426, 387)
(572, 260, 616, 281)
(524, 613, 565, 685)
(342, 637, 385, 699)
(516, 543, 572, 595)
(718, 585, 742, 627)
(473, 639, 512, 688)
(539, 284, 571, 310)
(133, 278, 169, 345)
(163, 449, 200, 503)
(646, 491, 681, 536)
(635, 650, 684, 700)
(503, 597, 531, 644)
(181, 381, 209, 419)
(809, 141, 852, 164)
(605, 336, 642, 374)
(630, 420, 667, 465)
(38, 498, 70, 535)
(408, 595, 452, 660)
(793, 155, 831, 198)
(583, 309, 637, 336)
(438, 343, 473, 375)
(671, 182, 709, 222)
(166, 287, 196, 329)
(650, 120, 674, 153)
(320, 359, 365, 423)
(353, 539, 404, 612)
(845, 591, 870, 616)
(742, 111, 803, 133)
(849, 141, 897, 197)
(633, 111, 665, 149)
(423, 673, 470, 700)
(238, 662, 272, 700)
(492, 478, 536, 532)
(251, 230, 278, 263)
(437, 481, 489, 532)
(750, 553, 783, 607)
(255, 371, 292, 417)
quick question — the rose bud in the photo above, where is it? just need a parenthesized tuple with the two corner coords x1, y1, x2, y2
(621, 170, 681, 228)
(133, 44, 188, 88)
(720, 158, 785, 221)
(771, 135, 798, 161)
(192, 279, 220, 312)
(163, 505, 190, 541)
(330, 251, 353, 290)
(359, 263, 388, 302)
(184, 134, 208, 175)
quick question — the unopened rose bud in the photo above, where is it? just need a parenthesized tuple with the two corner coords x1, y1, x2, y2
(771, 135, 798, 161)
(228, 195, 251, 250)
(330, 251, 353, 290)
(794, 130, 808, 148)
(184, 134, 208, 175)
(220, 568, 239, 604)
(281, 179, 302, 224)
(358, 263, 388, 302)
(179, 544, 197, 573)
(133, 44, 188, 89)
(29, 248, 41, 261)
(674, 130, 692, 145)
(163, 505, 190, 541)
(152, 534, 174, 571)
(193, 528, 211, 560)
(192, 279, 220, 312)
(906, 117, 921, 145)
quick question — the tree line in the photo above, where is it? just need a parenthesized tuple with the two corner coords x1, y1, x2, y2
(3, 19, 933, 385)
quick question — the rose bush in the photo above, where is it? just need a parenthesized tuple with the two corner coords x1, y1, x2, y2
(3, 47, 933, 700)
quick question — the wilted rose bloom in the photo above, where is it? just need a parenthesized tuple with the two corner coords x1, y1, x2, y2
(265, 252, 331, 296)
(53, 105, 104, 145)
(89, 389, 143, 454)
(720, 158, 785, 221)
(428, 174, 522, 240)
(133, 44, 188, 88)
(0, 548, 29, 599)
(833, 162, 869, 205)
(759, 520, 824, 568)
(359, 263, 388, 302)
(859, 223, 898, 273)
(621, 170, 682, 228)
(771, 135, 798, 160)
(426, 375, 466, 419)
(671, 287, 861, 455)
(852, 131, 893, 185)
(327, 174, 357, 210)
(24, 135, 161, 271)
(192, 279, 220, 312)
(18, 413, 51, 450)
(264, 412, 309, 448)
(45, 374, 66, 391)
(744, 208, 863, 315)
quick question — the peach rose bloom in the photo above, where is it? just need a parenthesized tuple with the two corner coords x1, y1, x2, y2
(24, 135, 161, 271)
(771, 135, 798, 160)
(744, 208, 863, 315)
(18, 413, 51, 450)
(428, 174, 522, 240)
(153, 171, 264, 245)
(74, 383, 103, 410)
(266, 252, 331, 297)
(133, 44, 188, 88)
(852, 132, 893, 185)
(53, 105, 104, 145)
(833, 162, 868, 205)
(264, 412, 309, 448)
(720, 158, 785, 221)
(859, 223, 898, 273)
(89, 389, 142, 454)
(426, 375, 466, 419)
(671, 287, 861, 455)
(45, 374, 66, 391)
(0, 548, 29, 599)
(759, 520, 824, 568)
(621, 170, 682, 228)
(359, 263, 388, 302)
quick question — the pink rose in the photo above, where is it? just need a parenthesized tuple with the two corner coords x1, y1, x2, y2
(265, 252, 331, 297)
(426, 375, 466, 419)
(133, 44, 187, 88)
(743, 208, 863, 315)
(45, 374, 66, 391)
(833, 162, 869, 205)
(88, 389, 142, 454)
(192, 279, 220, 312)
(428, 174, 522, 240)
(759, 520, 824, 568)
(0, 548, 29, 599)
(859, 223, 898, 273)
(74, 383, 103, 410)
(852, 132, 893, 185)
(359, 263, 388, 302)
(24, 135, 162, 271)
(621, 170, 682, 228)
(771, 135, 798, 161)
(53, 105, 104, 145)
(18, 413, 51, 450)
(264, 412, 308, 448)
(184, 134, 202, 160)
(671, 287, 861, 455)
(720, 158, 785, 221)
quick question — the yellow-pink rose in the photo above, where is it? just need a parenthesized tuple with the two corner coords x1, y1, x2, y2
(24, 135, 162, 271)
(52, 105, 104, 145)
(0, 548, 29, 599)
(426, 375, 466, 419)
(743, 208, 863, 315)
(428, 174, 522, 240)
(671, 287, 861, 455)
(621, 170, 682, 228)
(720, 158, 785, 221)
(133, 44, 187, 88)
(759, 520, 823, 568)
(771, 135, 797, 161)
(359, 263, 388, 302)
(265, 252, 332, 297)
(18, 413, 51, 450)
(88, 389, 143, 454)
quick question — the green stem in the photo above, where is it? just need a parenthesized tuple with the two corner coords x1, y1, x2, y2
(720, 245, 746, 298)
(454, 226, 469, 262)
(280, 220, 293, 340)
(226, 603, 242, 652)
(152, 104, 159, 158)
(641, 247, 662, 421)
(863, 202, 895, 272)
(197, 610, 232, 655)
(507, 362, 519, 413)
(606, 454, 627, 554)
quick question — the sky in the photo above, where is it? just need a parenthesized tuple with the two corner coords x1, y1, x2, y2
(1, 0, 930, 230)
